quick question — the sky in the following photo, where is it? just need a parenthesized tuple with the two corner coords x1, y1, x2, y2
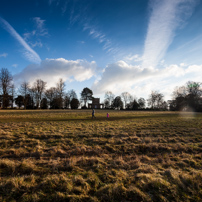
(0, 0, 202, 102)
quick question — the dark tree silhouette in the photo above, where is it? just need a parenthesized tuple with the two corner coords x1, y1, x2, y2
(138, 98, 145, 109)
(104, 99, 110, 109)
(33, 79, 47, 109)
(20, 81, 30, 109)
(25, 94, 34, 109)
(171, 81, 202, 111)
(68, 89, 77, 101)
(132, 99, 139, 110)
(41, 98, 48, 109)
(0, 68, 13, 108)
(64, 94, 70, 109)
(15, 95, 24, 109)
(10, 84, 15, 108)
(70, 98, 79, 109)
(45, 87, 57, 108)
(28, 88, 36, 109)
(112, 96, 123, 110)
(80, 87, 93, 107)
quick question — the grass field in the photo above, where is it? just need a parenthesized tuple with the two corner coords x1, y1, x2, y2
(0, 110, 202, 202)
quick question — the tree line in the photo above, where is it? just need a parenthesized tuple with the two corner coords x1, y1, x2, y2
(0, 67, 202, 111)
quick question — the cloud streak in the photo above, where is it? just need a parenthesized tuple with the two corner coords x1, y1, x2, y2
(83, 23, 119, 54)
(0, 17, 41, 63)
(142, 0, 197, 69)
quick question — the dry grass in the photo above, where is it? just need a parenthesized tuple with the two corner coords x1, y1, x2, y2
(0, 110, 202, 201)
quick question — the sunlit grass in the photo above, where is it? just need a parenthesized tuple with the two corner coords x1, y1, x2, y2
(0, 110, 202, 201)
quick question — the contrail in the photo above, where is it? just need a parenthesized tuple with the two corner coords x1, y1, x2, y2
(0, 16, 41, 64)
(142, 0, 197, 69)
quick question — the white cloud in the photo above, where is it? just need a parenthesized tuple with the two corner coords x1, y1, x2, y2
(142, 0, 197, 69)
(92, 60, 202, 100)
(14, 58, 97, 87)
(103, 0, 198, 101)
(0, 53, 8, 58)
(0, 17, 41, 64)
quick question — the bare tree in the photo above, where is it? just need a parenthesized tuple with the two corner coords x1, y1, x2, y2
(33, 79, 47, 109)
(57, 78, 65, 98)
(64, 93, 70, 109)
(156, 93, 164, 109)
(28, 87, 36, 109)
(20, 81, 30, 109)
(172, 86, 187, 100)
(10, 83, 15, 108)
(147, 91, 157, 109)
(0, 68, 13, 108)
(68, 89, 77, 101)
(104, 91, 115, 108)
(45, 87, 57, 108)
(147, 91, 164, 109)
(160, 101, 168, 110)
(56, 78, 65, 108)
(121, 92, 132, 109)
(186, 81, 202, 98)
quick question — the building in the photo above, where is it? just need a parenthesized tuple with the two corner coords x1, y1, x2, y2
(88, 98, 104, 109)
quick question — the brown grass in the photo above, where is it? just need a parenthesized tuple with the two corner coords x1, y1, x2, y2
(0, 110, 202, 201)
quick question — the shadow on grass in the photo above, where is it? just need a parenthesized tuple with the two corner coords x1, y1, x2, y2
(0, 113, 180, 123)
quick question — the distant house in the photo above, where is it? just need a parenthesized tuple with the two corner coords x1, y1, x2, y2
(88, 98, 104, 109)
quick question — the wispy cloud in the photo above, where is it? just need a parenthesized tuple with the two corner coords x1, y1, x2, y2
(62, 1, 119, 55)
(0, 17, 41, 64)
(142, 0, 197, 69)
(23, 17, 48, 48)
(61, 1, 68, 15)
(0, 53, 8, 58)
(12, 64, 18, 68)
(48, 0, 59, 6)
(77, 40, 85, 44)
(83, 23, 119, 54)
(33, 17, 48, 36)
(29, 41, 43, 48)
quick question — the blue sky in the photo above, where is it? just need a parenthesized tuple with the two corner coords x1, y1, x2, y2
(0, 0, 202, 101)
